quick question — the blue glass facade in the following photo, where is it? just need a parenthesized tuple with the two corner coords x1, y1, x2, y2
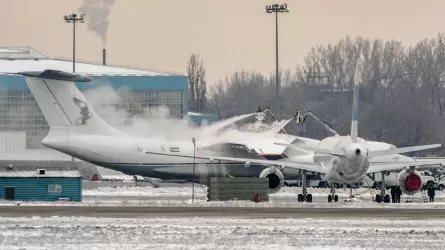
(0, 74, 189, 148)
(0, 75, 188, 113)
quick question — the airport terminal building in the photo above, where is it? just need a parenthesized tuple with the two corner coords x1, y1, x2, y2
(0, 47, 190, 150)
(0, 47, 216, 177)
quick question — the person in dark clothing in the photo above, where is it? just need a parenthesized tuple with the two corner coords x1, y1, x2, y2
(395, 186, 402, 203)
(390, 187, 396, 203)
(428, 186, 436, 202)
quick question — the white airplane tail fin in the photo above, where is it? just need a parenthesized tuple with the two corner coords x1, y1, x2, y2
(350, 56, 364, 142)
(20, 70, 122, 136)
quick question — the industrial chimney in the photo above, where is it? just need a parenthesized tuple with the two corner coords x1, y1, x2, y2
(102, 48, 106, 65)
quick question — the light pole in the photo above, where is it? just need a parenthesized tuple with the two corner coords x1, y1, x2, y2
(192, 137, 196, 202)
(64, 13, 85, 73)
(266, 3, 288, 120)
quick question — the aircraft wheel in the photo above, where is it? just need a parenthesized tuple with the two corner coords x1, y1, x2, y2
(328, 195, 332, 203)
(384, 194, 391, 203)
(334, 195, 339, 202)
(306, 194, 312, 203)
(375, 194, 382, 203)
(298, 194, 303, 202)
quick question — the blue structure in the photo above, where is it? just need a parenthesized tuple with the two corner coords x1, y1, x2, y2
(0, 170, 82, 201)
(0, 47, 217, 150)
(0, 75, 188, 114)
(0, 47, 190, 149)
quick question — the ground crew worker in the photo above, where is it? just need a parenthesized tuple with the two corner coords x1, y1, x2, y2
(395, 186, 402, 203)
(428, 186, 436, 202)
(390, 187, 396, 203)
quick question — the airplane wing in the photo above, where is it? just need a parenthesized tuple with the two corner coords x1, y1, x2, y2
(142, 151, 327, 174)
(274, 142, 345, 157)
(367, 160, 445, 174)
(368, 144, 441, 157)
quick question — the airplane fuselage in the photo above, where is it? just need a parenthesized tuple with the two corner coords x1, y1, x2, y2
(41, 129, 302, 180)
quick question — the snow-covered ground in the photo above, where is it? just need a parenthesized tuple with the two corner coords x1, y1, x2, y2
(83, 185, 208, 197)
(2, 185, 445, 208)
(83, 185, 445, 198)
(0, 216, 443, 249)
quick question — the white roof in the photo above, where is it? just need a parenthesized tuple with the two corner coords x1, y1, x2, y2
(0, 48, 23, 53)
(0, 59, 168, 76)
(0, 47, 182, 76)
(0, 149, 80, 161)
(0, 170, 81, 178)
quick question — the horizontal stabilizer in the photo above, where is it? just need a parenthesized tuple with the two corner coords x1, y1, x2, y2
(18, 70, 92, 82)
(369, 144, 441, 158)
(367, 161, 445, 174)
(274, 142, 345, 157)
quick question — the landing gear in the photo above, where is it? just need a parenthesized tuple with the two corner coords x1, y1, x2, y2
(328, 194, 338, 202)
(297, 170, 312, 202)
(384, 194, 391, 203)
(375, 194, 391, 203)
(328, 182, 338, 202)
(375, 171, 391, 203)
(375, 194, 382, 203)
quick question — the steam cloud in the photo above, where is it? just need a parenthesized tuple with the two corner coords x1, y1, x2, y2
(82, 85, 292, 149)
(78, 0, 116, 46)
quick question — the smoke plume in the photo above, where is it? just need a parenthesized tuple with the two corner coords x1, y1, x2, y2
(82, 85, 291, 148)
(78, 0, 116, 46)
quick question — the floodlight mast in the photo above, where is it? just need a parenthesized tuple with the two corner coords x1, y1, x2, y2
(265, 3, 289, 120)
(64, 13, 85, 73)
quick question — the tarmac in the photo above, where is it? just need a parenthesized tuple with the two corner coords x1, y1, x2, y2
(1, 206, 445, 219)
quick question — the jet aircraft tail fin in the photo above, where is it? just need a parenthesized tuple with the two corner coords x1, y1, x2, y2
(350, 56, 364, 142)
(20, 70, 122, 136)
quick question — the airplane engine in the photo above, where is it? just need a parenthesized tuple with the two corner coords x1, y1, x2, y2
(397, 167, 423, 195)
(259, 167, 284, 194)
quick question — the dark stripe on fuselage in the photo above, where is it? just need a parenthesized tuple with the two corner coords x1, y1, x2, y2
(91, 161, 302, 180)
(92, 162, 246, 166)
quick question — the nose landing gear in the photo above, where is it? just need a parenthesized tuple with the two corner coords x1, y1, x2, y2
(328, 182, 339, 202)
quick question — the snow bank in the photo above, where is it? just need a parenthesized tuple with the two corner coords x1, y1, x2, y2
(83, 185, 207, 197)
(0, 216, 443, 249)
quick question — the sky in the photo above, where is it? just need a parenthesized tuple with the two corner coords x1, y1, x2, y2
(1, 0, 445, 84)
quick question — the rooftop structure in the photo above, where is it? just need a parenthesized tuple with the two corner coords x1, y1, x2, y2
(0, 170, 81, 178)
(0, 47, 183, 76)
(0, 47, 188, 150)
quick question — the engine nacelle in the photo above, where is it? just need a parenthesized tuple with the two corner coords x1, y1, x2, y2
(259, 167, 284, 194)
(397, 167, 423, 195)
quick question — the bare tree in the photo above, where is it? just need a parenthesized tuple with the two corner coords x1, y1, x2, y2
(187, 53, 207, 112)
(205, 34, 445, 155)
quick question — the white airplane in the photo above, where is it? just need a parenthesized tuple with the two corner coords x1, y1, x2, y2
(142, 57, 444, 202)
(11, 67, 443, 202)
(9, 69, 316, 194)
